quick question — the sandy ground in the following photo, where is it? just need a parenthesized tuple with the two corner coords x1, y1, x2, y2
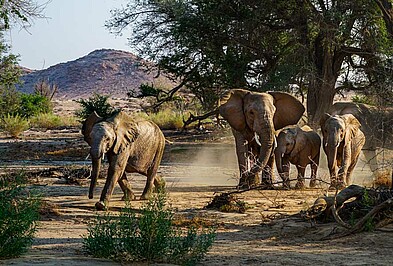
(1, 103, 393, 265)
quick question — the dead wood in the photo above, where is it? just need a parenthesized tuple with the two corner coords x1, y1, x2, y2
(182, 109, 219, 130)
(303, 184, 393, 239)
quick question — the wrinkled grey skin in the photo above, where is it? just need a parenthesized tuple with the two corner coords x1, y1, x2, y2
(82, 111, 165, 210)
(320, 113, 365, 189)
(275, 126, 321, 189)
(219, 89, 305, 188)
(329, 102, 393, 175)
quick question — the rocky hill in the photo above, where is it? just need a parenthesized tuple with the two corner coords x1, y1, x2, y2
(18, 49, 173, 99)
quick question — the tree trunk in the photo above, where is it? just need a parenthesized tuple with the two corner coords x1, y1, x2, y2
(307, 32, 344, 128)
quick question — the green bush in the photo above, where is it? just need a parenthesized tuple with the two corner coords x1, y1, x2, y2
(18, 93, 52, 118)
(83, 192, 216, 265)
(0, 113, 29, 138)
(0, 171, 41, 259)
(75, 93, 118, 120)
(29, 113, 79, 129)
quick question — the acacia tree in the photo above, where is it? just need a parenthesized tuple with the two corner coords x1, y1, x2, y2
(107, 0, 393, 124)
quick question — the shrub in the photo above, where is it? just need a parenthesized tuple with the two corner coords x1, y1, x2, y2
(18, 93, 52, 118)
(0, 171, 41, 259)
(75, 93, 118, 120)
(83, 192, 216, 265)
(29, 113, 79, 129)
(0, 113, 29, 138)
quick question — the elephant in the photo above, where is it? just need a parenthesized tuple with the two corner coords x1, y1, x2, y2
(219, 89, 305, 188)
(82, 110, 166, 210)
(320, 113, 365, 189)
(274, 125, 321, 189)
(328, 102, 393, 175)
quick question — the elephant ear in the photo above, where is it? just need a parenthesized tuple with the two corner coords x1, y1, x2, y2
(108, 111, 139, 154)
(219, 89, 249, 132)
(268, 91, 305, 130)
(82, 111, 104, 145)
(342, 114, 361, 146)
(319, 113, 332, 138)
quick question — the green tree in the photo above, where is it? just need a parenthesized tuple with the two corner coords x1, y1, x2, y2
(107, 0, 393, 124)
(0, 0, 45, 116)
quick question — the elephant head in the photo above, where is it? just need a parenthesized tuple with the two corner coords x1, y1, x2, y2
(219, 89, 305, 184)
(320, 113, 361, 176)
(274, 127, 297, 174)
(82, 111, 138, 199)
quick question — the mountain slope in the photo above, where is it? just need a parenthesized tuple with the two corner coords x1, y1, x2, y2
(19, 49, 172, 99)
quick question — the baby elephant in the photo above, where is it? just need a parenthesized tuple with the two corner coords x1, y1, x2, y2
(320, 113, 365, 189)
(275, 125, 321, 189)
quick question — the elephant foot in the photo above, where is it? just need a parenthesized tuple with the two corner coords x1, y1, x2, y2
(295, 181, 305, 189)
(121, 193, 136, 201)
(95, 201, 107, 211)
(140, 193, 152, 200)
(309, 179, 317, 188)
(328, 181, 346, 191)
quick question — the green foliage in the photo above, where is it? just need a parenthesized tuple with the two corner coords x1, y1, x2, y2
(351, 95, 376, 106)
(107, 0, 393, 116)
(83, 192, 216, 265)
(0, 113, 29, 138)
(29, 113, 78, 129)
(0, 171, 41, 259)
(75, 93, 118, 120)
(18, 93, 52, 118)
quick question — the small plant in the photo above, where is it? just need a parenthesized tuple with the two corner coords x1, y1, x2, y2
(0, 171, 41, 259)
(83, 192, 216, 265)
(75, 93, 118, 120)
(0, 113, 29, 138)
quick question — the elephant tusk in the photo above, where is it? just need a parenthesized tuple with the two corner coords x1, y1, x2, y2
(325, 142, 328, 147)
(254, 132, 262, 146)
(282, 153, 285, 158)
(85, 153, 90, 160)
(101, 154, 105, 162)
(273, 135, 277, 149)
(336, 143, 340, 148)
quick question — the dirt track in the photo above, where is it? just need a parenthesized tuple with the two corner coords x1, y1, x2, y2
(1, 127, 393, 265)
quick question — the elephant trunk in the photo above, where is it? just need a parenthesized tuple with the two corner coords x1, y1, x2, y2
(252, 124, 275, 174)
(275, 151, 284, 174)
(89, 147, 103, 199)
(327, 133, 338, 179)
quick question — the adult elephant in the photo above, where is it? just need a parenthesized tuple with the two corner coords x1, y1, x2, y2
(219, 89, 305, 188)
(329, 102, 393, 174)
(82, 111, 165, 210)
(320, 113, 365, 189)
(274, 125, 321, 189)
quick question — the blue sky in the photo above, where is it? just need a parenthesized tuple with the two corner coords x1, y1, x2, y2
(7, 0, 132, 70)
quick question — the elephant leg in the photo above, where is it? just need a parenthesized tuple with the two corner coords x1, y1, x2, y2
(309, 154, 320, 188)
(96, 153, 129, 210)
(295, 165, 306, 189)
(141, 150, 164, 200)
(233, 130, 253, 188)
(118, 173, 135, 201)
(153, 175, 166, 193)
(261, 154, 275, 187)
(279, 157, 291, 189)
(363, 149, 379, 178)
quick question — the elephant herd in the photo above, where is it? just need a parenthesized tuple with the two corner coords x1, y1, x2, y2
(82, 89, 392, 210)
